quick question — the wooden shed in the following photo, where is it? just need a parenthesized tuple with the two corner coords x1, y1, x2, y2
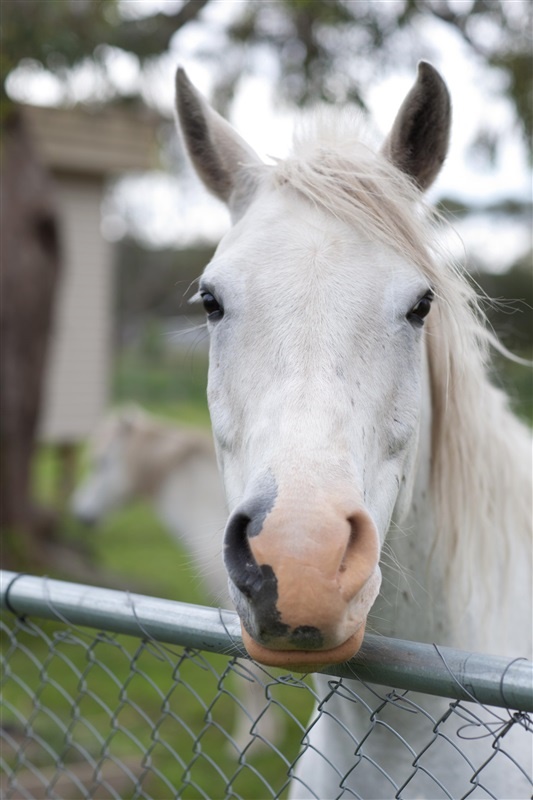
(22, 102, 160, 445)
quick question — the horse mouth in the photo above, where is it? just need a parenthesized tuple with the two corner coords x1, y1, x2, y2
(240, 623, 366, 672)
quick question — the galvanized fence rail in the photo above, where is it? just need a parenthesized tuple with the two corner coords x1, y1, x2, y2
(1, 570, 532, 799)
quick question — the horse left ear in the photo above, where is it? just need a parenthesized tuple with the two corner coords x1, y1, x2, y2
(175, 67, 263, 219)
(382, 62, 451, 192)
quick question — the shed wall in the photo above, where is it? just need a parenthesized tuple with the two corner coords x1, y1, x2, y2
(38, 175, 112, 442)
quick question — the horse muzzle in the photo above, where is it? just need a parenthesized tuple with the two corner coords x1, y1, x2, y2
(224, 485, 381, 670)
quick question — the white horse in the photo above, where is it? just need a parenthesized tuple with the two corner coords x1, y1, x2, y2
(71, 407, 281, 753)
(175, 62, 532, 798)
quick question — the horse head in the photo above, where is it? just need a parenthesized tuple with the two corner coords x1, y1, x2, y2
(175, 63, 451, 669)
(72, 407, 175, 525)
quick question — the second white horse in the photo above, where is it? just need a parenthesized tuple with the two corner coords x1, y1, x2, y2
(72, 406, 281, 753)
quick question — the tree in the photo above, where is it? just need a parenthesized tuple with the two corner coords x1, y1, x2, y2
(215, 0, 531, 158)
(0, 110, 61, 566)
(1, 0, 211, 110)
(0, 0, 211, 566)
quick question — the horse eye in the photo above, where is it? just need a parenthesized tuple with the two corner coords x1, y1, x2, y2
(407, 290, 434, 327)
(201, 291, 223, 320)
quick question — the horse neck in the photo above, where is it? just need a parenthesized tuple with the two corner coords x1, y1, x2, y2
(153, 448, 230, 605)
(372, 346, 532, 658)
(430, 324, 532, 657)
(368, 350, 447, 645)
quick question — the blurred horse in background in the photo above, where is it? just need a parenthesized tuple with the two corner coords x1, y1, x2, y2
(72, 407, 282, 753)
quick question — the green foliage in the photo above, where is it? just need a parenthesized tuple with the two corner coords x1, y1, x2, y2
(1, 0, 209, 108)
(138, 319, 167, 362)
(114, 240, 215, 324)
(3, 0, 531, 159)
(113, 347, 210, 427)
(476, 260, 533, 351)
(217, 0, 532, 160)
(494, 356, 533, 425)
(1, 0, 210, 76)
(2, 1, 117, 76)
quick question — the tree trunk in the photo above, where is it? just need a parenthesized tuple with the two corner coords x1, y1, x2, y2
(0, 107, 62, 567)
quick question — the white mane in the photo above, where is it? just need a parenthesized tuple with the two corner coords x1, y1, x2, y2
(270, 108, 532, 614)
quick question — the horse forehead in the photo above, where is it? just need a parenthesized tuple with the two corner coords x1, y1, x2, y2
(91, 418, 141, 463)
(230, 189, 354, 260)
(213, 188, 414, 297)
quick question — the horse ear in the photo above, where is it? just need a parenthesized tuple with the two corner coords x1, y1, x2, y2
(382, 62, 451, 192)
(175, 67, 263, 218)
(117, 404, 146, 435)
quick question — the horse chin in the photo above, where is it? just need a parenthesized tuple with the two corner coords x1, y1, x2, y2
(240, 624, 366, 673)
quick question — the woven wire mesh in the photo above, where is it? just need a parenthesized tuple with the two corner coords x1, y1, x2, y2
(1, 601, 532, 799)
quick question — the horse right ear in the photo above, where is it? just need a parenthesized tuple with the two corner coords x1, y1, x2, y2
(382, 61, 451, 192)
(117, 404, 146, 435)
(175, 68, 263, 219)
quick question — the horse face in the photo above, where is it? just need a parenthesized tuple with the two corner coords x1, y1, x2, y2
(176, 64, 450, 668)
(71, 416, 136, 525)
(200, 193, 432, 667)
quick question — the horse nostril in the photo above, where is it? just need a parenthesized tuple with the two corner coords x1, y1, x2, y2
(224, 481, 279, 600)
(224, 511, 265, 599)
(338, 508, 380, 597)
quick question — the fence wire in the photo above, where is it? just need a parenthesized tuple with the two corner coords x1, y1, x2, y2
(1, 572, 532, 800)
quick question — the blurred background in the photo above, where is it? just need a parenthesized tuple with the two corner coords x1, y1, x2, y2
(1, 0, 531, 592)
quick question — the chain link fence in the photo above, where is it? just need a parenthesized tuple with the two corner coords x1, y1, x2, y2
(1, 571, 532, 799)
